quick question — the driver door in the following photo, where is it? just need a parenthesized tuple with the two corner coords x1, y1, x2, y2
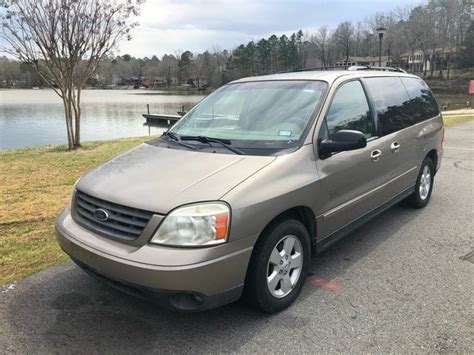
(315, 80, 388, 240)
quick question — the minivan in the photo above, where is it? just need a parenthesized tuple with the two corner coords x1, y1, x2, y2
(56, 68, 443, 313)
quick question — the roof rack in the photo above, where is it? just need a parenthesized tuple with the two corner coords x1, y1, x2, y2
(276, 66, 349, 74)
(276, 65, 406, 74)
(295, 66, 350, 72)
(347, 65, 407, 73)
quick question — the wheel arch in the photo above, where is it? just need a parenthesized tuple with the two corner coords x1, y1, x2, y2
(426, 149, 438, 174)
(256, 205, 317, 254)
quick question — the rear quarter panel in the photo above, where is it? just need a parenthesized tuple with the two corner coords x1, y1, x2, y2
(418, 114, 444, 170)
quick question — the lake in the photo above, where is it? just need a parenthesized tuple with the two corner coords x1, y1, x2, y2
(0, 89, 205, 150)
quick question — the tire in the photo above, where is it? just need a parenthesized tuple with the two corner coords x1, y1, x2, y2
(406, 157, 435, 208)
(243, 218, 311, 313)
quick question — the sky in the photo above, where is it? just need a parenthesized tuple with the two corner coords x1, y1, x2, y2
(120, 0, 423, 58)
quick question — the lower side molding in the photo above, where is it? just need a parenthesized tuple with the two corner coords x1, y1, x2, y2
(316, 187, 415, 253)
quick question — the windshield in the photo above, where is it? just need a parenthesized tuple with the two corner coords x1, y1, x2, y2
(168, 80, 327, 155)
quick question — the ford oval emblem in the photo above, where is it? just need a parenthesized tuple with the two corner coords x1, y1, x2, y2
(93, 208, 109, 222)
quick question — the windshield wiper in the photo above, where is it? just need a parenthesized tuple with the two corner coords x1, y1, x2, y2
(162, 131, 179, 141)
(180, 135, 244, 155)
(161, 131, 198, 151)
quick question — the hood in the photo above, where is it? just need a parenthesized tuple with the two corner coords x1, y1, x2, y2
(76, 143, 275, 214)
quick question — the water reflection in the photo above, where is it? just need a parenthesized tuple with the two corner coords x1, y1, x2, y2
(0, 89, 204, 150)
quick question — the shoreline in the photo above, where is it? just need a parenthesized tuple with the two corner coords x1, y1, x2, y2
(0, 133, 160, 152)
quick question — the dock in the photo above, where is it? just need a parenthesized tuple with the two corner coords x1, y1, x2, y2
(142, 113, 182, 126)
(142, 104, 186, 127)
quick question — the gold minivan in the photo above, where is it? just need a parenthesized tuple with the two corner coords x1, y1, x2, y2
(56, 68, 443, 313)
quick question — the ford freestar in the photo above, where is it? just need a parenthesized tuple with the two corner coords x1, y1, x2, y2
(56, 68, 443, 313)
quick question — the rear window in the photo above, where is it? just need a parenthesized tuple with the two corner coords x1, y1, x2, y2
(363, 77, 413, 136)
(400, 77, 439, 122)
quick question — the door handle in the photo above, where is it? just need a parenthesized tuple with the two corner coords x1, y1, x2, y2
(371, 149, 382, 162)
(391, 141, 400, 152)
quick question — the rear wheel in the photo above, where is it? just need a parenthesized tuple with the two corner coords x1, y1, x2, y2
(244, 219, 310, 313)
(406, 157, 435, 208)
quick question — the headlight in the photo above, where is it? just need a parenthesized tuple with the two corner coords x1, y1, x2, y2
(150, 202, 230, 247)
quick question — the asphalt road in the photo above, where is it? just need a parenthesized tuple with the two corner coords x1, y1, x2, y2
(1, 122, 473, 354)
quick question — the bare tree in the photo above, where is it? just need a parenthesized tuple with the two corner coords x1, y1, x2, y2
(365, 12, 404, 66)
(395, 5, 419, 73)
(312, 26, 332, 67)
(1, 0, 143, 149)
(411, 6, 433, 76)
(333, 22, 354, 65)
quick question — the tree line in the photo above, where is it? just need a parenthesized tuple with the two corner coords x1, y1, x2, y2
(1, 0, 472, 90)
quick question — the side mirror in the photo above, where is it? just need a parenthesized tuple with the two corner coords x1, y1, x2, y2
(319, 130, 367, 156)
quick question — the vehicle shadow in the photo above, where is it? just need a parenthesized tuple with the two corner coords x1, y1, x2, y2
(6, 203, 424, 353)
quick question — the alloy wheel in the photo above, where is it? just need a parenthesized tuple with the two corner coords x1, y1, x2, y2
(266, 235, 303, 298)
(419, 165, 431, 200)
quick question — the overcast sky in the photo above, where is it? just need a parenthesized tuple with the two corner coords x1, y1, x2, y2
(120, 0, 422, 58)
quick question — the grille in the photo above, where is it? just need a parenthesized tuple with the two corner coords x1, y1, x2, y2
(73, 190, 153, 240)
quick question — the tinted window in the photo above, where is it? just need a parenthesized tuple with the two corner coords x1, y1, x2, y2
(364, 77, 413, 135)
(323, 80, 374, 140)
(401, 77, 439, 122)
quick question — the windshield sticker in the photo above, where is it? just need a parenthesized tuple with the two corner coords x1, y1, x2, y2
(278, 130, 292, 137)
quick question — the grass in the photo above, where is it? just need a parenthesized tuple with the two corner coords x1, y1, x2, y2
(1, 113, 473, 285)
(436, 94, 472, 111)
(0, 136, 155, 285)
(442, 113, 474, 127)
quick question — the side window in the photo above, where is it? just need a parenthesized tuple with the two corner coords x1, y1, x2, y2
(363, 77, 413, 136)
(322, 80, 374, 140)
(401, 77, 439, 123)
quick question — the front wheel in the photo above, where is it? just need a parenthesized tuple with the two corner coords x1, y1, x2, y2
(406, 157, 435, 208)
(243, 219, 310, 313)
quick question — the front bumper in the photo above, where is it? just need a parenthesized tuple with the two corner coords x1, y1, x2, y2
(55, 208, 256, 311)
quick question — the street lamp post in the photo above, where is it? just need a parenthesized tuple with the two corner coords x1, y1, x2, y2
(376, 27, 387, 67)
